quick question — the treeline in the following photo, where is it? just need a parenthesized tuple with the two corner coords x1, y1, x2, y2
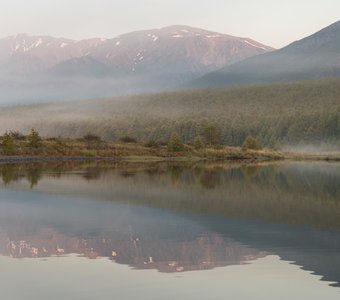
(1, 79, 339, 149)
(0, 127, 262, 157)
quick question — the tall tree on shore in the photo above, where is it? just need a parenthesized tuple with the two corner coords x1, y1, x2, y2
(1, 132, 16, 155)
(168, 132, 184, 152)
(194, 136, 204, 150)
(27, 129, 43, 149)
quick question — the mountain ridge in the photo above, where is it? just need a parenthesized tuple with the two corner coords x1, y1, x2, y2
(0, 26, 274, 75)
(189, 20, 340, 88)
(0, 25, 274, 103)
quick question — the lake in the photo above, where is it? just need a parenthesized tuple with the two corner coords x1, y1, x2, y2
(0, 161, 339, 299)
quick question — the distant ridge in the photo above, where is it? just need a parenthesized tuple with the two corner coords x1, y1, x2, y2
(189, 20, 340, 88)
(0, 25, 273, 103)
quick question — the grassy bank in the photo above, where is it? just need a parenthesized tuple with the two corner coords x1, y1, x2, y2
(0, 135, 339, 164)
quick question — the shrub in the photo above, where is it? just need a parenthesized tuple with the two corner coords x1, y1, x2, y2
(9, 131, 25, 140)
(120, 136, 137, 143)
(83, 133, 101, 142)
(82, 133, 103, 150)
(242, 136, 262, 150)
(145, 140, 159, 148)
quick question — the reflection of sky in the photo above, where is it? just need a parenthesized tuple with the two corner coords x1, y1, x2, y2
(0, 255, 339, 300)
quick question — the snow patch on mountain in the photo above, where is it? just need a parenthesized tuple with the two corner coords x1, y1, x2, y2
(206, 35, 220, 38)
(147, 33, 159, 41)
(34, 38, 43, 48)
(244, 40, 267, 50)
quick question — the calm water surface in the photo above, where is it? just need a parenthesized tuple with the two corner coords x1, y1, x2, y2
(0, 161, 339, 299)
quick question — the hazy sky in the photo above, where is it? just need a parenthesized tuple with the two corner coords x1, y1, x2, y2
(1, 0, 339, 48)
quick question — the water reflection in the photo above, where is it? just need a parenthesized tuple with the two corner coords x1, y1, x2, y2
(1, 161, 340, 229)
(0, 161, 340, 287)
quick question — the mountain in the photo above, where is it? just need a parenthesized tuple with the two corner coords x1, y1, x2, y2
(0, 26, 273, 103)
(0, 34, 106, 76)
(190, 21, 340, 88)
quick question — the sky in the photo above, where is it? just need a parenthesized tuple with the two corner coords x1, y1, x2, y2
(0, 0, 339, 48)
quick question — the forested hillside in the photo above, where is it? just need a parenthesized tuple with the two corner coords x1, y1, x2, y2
(1, 79, 339, 149)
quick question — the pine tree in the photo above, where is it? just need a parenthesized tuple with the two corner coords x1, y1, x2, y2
(27, 129, 42, 149)
(168, 132, 184, 152)
(1, 132, 16, 155)
(194, 136, 204, 150)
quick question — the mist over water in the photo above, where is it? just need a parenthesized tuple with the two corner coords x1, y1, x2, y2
(284, 144, 340, 153)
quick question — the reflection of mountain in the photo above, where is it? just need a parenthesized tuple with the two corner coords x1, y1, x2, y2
(0, 162, 340, 285)
(0, 192, 267, 272)
(0, 226, 267, 273)
(203, 218, 340, 287)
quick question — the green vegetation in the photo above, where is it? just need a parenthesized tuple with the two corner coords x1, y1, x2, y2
(82, 133, 103, 149)
(0, 129, 291, 162)
(193, 136, 204, 150)
(120, 136, 138, 143)
(0, 79, 339, 150)
(0, 128, 339, 163)
(27, 129, 43, 150)
(202, 125, 221, 146)
(168, 132, 184, 152)
(242, 136, 262, 150)
(1, 132, 16, 155)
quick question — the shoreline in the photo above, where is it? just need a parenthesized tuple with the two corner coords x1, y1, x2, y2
(0, 152, 339, 165)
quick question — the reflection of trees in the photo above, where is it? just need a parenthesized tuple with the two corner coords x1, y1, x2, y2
(1, 161, 340, 229)
(169, 166, 185, 185)
(193, 166, 204, 182)
(1, 165, 16, 185)
(26, 168, 42, 188)
(200, 170, 221, 190)
(144, 167, 166, 179)
(119, 171, 136, 178)
(241, 165, 261, 178)
(82, 168, 101, 181)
